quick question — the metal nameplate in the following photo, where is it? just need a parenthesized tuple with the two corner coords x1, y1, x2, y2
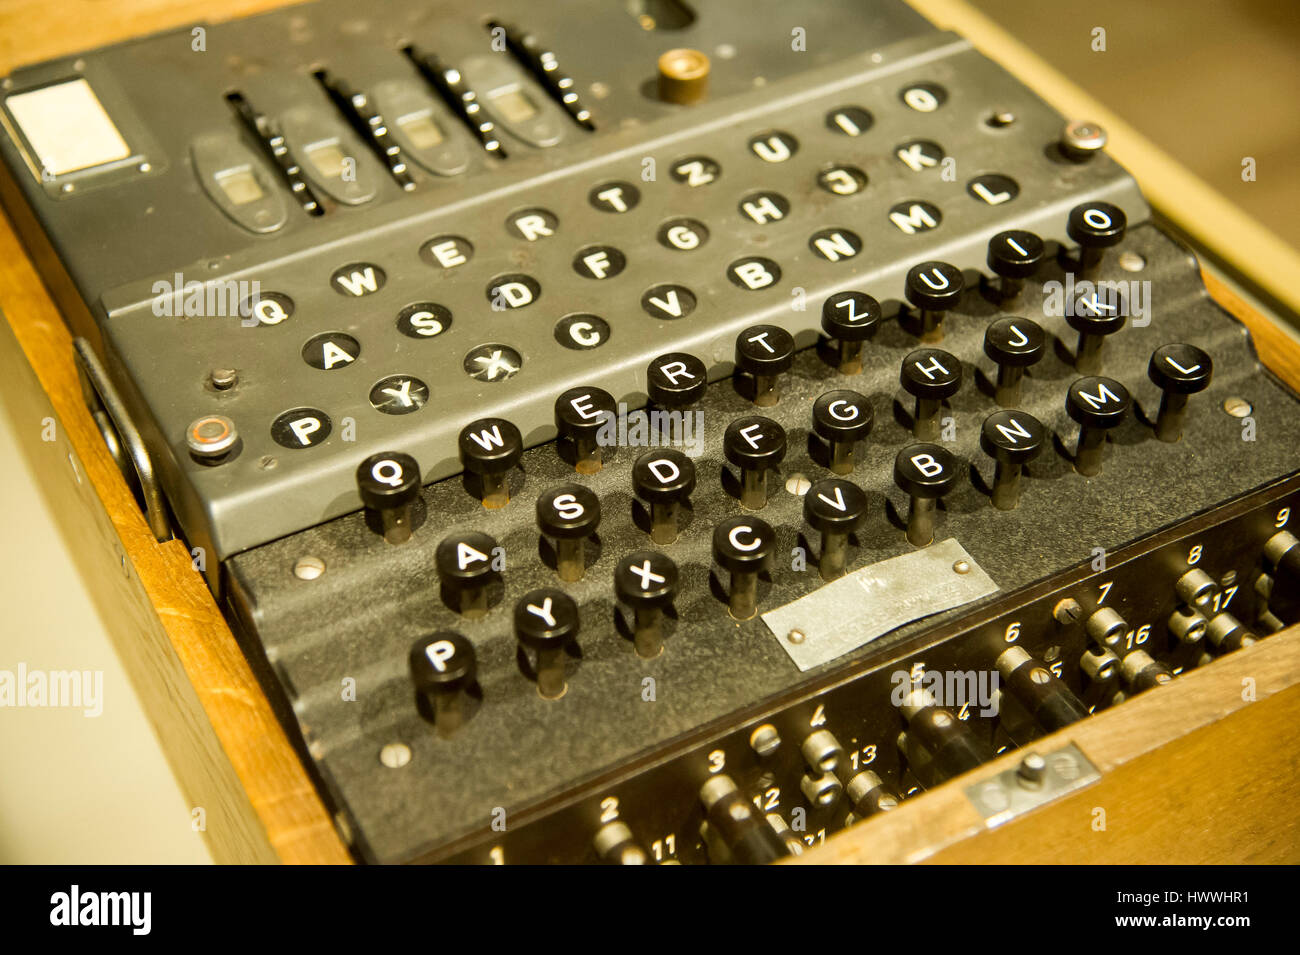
(964, 744, 1101, 827)
(762, 539, 998, 671)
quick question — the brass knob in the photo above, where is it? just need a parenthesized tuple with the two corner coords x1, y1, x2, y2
(657, 48, 709, 105)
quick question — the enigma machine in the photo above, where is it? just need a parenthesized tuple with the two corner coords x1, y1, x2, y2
(2, 0, 1299, 865)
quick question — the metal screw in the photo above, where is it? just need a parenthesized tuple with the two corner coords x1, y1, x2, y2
(787, 629, 805, 645)
(209, 368, 238, 390)
(380, 742, 411, 768)
(294, 556, 325, 580)
(1052, 753, 1081, 781)
(1017, 752, 1047, 786)
(785, 472, 812, 496)
(1053, 598, 1084, 626)
(749, 724, 781, 757)
(1223, 397, 1252, 418)
(978, 782, 1010, 812)
(186, 414, 237, 456)
(1118, 251, 1146, 272)
(952, 560, 970, 575)
(987, 109, 1016, 127)
(1060, 120, 1107, 160)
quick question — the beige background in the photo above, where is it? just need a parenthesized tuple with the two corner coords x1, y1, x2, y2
(0, 0, 1295, 863)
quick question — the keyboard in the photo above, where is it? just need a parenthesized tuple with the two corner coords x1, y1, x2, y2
(3, 0, 1298, 864)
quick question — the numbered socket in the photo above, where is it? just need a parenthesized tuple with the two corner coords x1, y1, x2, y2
(1119, 649, 1173, 694)
(593, 821, 649, 865)
(996, 646, 1088, 734)
(897, 687, 994, 784)
(698, 775, 791, 864)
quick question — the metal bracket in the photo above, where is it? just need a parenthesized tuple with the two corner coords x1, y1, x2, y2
(72, 336, 170, 541)
(964, 743, 1100, 827)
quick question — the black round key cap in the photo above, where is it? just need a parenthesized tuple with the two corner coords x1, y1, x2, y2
(1148, 343, 1212, 443)
(821, 291, 882, 373)
(893, 444, 961, 546)
(980, 410, 1046, 510)
(1067, 285, 1127, 374)
(712, 516, 776, 619)
(724, 416, 787, 509)
(983, 317, 1045, 407)
(458, 417, 523, 507)
(647, 352, 708, 409)
(614, 551, 679, 658)
(905, 261, 964, 342)
(900, 348, 962, 440)
(1066, 201, 1127, 275)
(409, 632, 477, 737)
(1066, 376, 1131, 476)
(986, 230, 1044, 299)
(435, 531, 501, 617)
(632, 448, 696, 544)
(535, 484, 601, 581)
(514, 589, 580, 699)
(356, 451, 421, 544)
(555, 386, 616, 473)
(735, 324, 796, 406)
(812, 390, 874, 474)
(803, 477, 868, 579)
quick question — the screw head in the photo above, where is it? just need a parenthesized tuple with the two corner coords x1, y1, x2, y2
(1223, 397, 1252, 418)
(1061, 120, 1107, 159)
(209, 368, 238, 390)
(1053, 598, 1084, 626)
(1017, 752, 1047, 785)
(186, 414, 237, 455)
